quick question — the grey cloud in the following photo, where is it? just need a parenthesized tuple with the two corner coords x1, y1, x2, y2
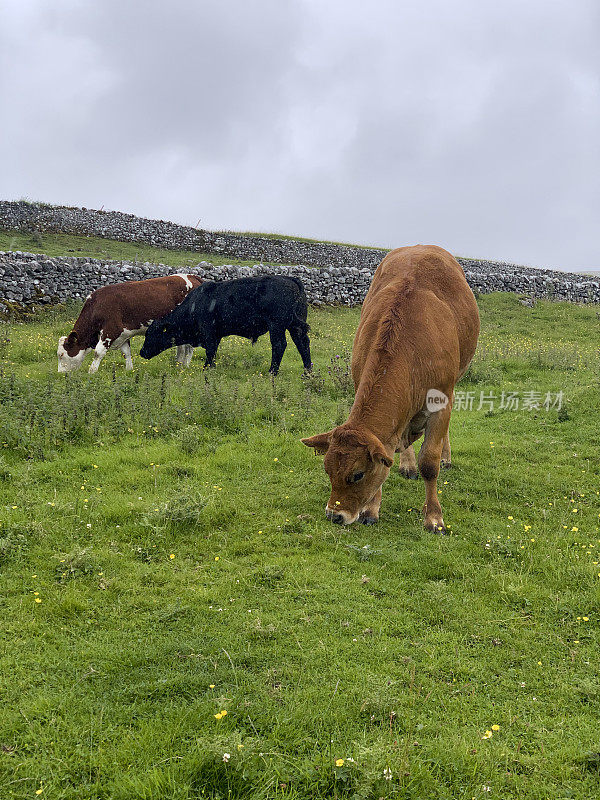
(1, 0, 598, 269)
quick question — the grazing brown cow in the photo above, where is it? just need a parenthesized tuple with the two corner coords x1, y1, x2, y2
(302, 245, 480, 532)
(57, 274, 201, 373)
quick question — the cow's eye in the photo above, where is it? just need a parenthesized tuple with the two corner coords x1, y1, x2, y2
(348, 471, 365, 484)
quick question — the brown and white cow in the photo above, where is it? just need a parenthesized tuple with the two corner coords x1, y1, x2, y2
(57, 274, 201, 373)
(302, 245, 480, 532)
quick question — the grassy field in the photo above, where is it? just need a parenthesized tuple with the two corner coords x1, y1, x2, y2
(0, 293, 599, 800)
(226, 230, 386, 251)
(0, 231, 256, 269)
(0, 228, 385, 268)
(4, 198, 388, 254)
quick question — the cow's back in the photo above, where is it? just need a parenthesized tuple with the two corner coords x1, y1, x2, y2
(353, 245, 479, 389)
(88, 274, 200, 330)
(201, 276, 306, 334)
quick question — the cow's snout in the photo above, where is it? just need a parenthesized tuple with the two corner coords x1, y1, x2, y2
(325, 506, 356, 525)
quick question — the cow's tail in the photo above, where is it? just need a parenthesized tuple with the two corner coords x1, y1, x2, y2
(288, 276, 310, 333)
(292, 313, 310, 334)
(286, 275, 306, 294)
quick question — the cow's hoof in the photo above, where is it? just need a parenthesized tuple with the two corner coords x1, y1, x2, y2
(424, 520, 446, 534)
(440, 460, 452, 469)
(399, 467, 419, 480)
(359, 513, 378, 525)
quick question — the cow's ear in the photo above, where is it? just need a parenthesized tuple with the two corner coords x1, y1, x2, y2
(66, 331, 78, 345)
(366, 435, 393, 468)
(370, 450, 393, 468)
(301, 430, 333, 455)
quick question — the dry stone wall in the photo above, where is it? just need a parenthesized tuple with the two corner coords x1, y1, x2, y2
(1, 201, 599, 310)
(0, 200, 385, 270)
(2, 250, 600, 316)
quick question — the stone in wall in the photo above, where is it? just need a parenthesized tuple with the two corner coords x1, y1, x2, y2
(0, 248, 599, 313)
(0, 201, 598, 308)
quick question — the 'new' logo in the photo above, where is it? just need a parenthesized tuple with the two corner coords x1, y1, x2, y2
(426, 389, 449, 412)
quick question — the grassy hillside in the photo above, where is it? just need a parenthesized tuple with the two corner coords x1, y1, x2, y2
(0, 295, 599, 799)
(0, 230, 256, 268)
(226, 229, 387, 250)
(0, 228, 385, 268)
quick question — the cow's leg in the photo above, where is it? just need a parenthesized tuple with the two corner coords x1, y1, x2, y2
(88, 339, 109, 374)
(418, 406, 451, 533)
(120, 340, 134, 371)
(441, 430, 452, 468)
(184, 344, 194, 366)
(359, 487, 382, 525)
(268, 329, 287, 375)
(288, 324, 312, 371)
(397, 442, 419, 479)
(204, 338, 220, 368)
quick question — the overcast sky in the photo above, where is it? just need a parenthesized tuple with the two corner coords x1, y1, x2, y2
(1, 0, 599, 270)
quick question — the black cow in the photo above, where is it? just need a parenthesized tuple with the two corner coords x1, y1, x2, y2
(139, 275, 312, 374)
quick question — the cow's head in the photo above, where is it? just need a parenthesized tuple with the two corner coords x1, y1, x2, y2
(140, 318, 179, 360)
(301, 426, 393, 524)
(57, 332, 90, 373)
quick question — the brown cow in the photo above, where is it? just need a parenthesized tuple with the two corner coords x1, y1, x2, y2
(57, 274, 201, 373)
(302, 245, 480, 532)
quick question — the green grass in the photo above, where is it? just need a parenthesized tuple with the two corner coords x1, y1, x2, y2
(0, 226, 387, 267)
(223, 229, 388, 251)
(0, 295, 599, 799)
(0, 231, 257, 268)
(5, 198, 388, 253)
